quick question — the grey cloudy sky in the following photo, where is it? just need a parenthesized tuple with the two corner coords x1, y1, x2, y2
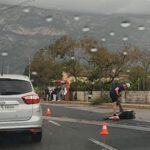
(1, 0, 150, 14)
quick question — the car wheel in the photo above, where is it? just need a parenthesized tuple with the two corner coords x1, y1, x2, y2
(31, 131, 42, 143)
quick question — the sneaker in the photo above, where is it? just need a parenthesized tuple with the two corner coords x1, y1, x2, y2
(113, 113, 118, 116)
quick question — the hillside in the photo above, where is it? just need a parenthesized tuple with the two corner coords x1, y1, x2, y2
(0, 3, 150, 74)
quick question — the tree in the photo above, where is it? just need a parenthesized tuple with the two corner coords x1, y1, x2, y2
(25, 35, 76, 87)
(128, 66, 145, 90)
(63, 58, 83, 81)
(79, 36, 99, 52)
(28, 49, 63, 86)
(128, 48, 150, 90)
(47, 35, 75, 60)
(85, 47, 129, 84)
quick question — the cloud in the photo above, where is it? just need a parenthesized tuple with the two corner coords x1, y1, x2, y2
(115, 0, 150, 14)
(1, 0, 150, 14)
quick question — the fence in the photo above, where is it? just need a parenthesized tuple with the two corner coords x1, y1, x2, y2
(73, 91, 150, 104)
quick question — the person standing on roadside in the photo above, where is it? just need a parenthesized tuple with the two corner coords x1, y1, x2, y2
(47, 86, 53, 101)
(110, 82, 130, 116)
(43, 87, 49, 101)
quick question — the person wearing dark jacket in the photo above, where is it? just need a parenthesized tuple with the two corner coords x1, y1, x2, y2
(110, 82, 130, 116)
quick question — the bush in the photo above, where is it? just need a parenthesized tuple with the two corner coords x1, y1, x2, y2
(91, 94, 111, 105)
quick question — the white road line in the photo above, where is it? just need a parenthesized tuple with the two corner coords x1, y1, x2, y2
(48, 120, 61, 127)
(89, 138, 118, 150)
(43, 116, 150, 132)
(109, 123, 150, 132)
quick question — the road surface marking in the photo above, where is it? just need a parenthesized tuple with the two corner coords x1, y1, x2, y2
(89, 138, 118, 150)
(42, 103, 150, 124)
(109, 123, 150, 132)
(48, 120, 61, 126)
(43, 116, 150, 131)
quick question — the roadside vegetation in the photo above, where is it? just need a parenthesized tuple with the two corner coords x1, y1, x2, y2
(24, 35, 150, 92)
(90, 94, 111, 105)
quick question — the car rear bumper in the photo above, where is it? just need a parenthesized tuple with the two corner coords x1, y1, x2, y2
(0, 115, 42, 131)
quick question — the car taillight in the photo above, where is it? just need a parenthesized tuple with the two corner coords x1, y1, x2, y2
(29, 128, 41, 133)
(22, 94, 40, 104)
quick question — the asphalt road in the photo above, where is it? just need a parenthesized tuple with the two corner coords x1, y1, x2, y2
(0, 104, 150, 150)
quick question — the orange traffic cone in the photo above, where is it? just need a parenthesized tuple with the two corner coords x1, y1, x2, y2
(45, 108, 52, 116)
(100, 122, 109, 135)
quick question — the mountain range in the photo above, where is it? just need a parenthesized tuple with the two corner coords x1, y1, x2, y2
(0, 3, 150, 74)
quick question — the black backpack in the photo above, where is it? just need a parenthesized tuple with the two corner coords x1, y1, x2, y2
(119, 110, 135, 119)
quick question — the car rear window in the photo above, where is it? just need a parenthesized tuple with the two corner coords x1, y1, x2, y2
(0, 79, 32, 95)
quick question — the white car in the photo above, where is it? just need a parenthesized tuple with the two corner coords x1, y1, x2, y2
(0, 74, 43, 142)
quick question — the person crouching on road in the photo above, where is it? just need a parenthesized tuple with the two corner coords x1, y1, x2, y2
(110, 82, 130, 116)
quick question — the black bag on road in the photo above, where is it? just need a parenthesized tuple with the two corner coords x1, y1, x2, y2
(119, 110, 135, 119)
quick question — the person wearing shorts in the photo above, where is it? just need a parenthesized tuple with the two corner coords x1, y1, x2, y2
(110, 83, 130, 116)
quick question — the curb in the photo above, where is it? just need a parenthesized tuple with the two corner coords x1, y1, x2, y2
(41, 100, 90, 105)
(118, 103, 150, 109)
(41, 100, 150, 109)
